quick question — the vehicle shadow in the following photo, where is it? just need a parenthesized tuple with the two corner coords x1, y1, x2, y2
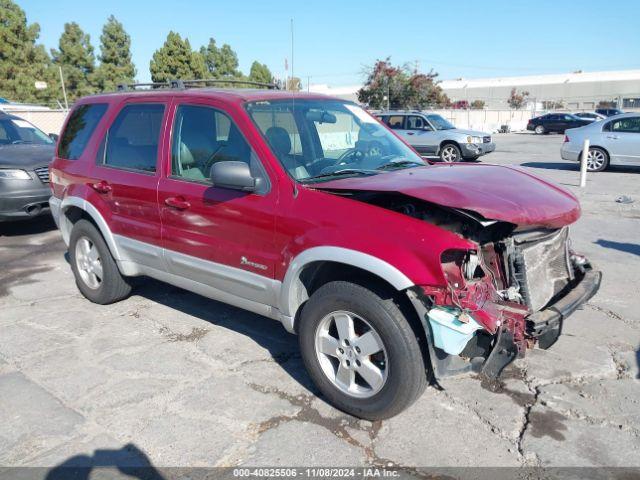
(636, 349, 640, 380)
(522, 162, 640, 174)
(0, 214, 56, 237)
(520, 162, 577, 171)
(132, 277, 318, 394)
(594, 239, 640, 257)
(43, 443, 164, 480)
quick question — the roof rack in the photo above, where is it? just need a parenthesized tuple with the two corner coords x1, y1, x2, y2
(116, 78, 280, 92)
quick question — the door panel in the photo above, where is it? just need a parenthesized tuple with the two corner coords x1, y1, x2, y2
(158, 101, 278, 302)
(404, 115, 438, 154)
(89, 100, 168, 270)
(607, 117, 640, 164)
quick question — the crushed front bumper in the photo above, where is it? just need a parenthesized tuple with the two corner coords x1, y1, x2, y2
(526, 267, 602, 349)
(408, 265, 602, 381)
(462, 141, 496, 158)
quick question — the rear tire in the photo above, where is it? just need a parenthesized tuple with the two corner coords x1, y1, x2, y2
(586, 147, 609, 172)
(298, 281, 427, 420)
(69, 219, 132, 304)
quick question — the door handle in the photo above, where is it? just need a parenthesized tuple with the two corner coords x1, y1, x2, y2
(164, 196, 191, 210)
(91, 180, 112, 194)
(406, 132, 415, 135)
(606, 135, 619, 140)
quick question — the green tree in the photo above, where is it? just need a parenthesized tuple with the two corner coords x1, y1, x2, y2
(248, 61, 272, 84)
(200, 38, 241, 78)
(358, 58, 448, 109)
(150, 31, 206, 82)
(470, 100, 486, 110)
(403, 71, 449, 109)
(0, 0, 59, 105)
(93, 15, 136, 92)
(51, 22, 96, 101)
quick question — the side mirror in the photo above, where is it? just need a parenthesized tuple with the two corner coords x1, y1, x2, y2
(210, 161, 256, 192)
(49, 133, 59, 141)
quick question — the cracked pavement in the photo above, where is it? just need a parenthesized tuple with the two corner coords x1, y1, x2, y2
(0, 133, 639, 471)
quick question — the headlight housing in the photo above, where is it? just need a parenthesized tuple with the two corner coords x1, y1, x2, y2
(0, 169, 31, 180)
(466, 136, 483, 144)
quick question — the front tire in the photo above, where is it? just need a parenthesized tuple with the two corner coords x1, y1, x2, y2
(586, 147, 609, 172)
(298, 281, 427, 420)
(439, 143, 462, 163)
(69, 219, 132, 304)
(534, 125, 545, 135)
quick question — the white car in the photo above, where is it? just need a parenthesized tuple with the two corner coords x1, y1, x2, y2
(561, 113, 640, 171)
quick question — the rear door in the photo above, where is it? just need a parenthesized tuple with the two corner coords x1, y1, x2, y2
(157, 99, 279, 306)
(90, 99, 168, 271)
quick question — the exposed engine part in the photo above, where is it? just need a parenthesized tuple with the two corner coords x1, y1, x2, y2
(326, 190, 517, 244)
(498, 286, 523, 302)
(462, 253, 480, 280)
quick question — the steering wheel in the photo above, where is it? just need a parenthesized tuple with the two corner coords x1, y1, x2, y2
(337, 147, 364, 164)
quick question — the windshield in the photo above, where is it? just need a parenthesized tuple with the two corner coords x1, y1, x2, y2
(246, 99, 426, 183)
(0, 117, 53, 146)
(426, 114, 455, 130)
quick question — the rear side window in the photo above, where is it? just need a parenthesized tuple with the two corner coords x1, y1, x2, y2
(100, 103, 165, 173)
(58, 103, 108, 160)
(387, 116, 405, 129)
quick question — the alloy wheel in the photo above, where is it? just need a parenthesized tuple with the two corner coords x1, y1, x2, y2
(75, 236, 103, 289)
(314, 310, 388, 398)
(441, 146, 459, 162)
(587, 149, 606, 171)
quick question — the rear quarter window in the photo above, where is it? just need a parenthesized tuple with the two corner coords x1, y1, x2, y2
(58, 103, 108, 160)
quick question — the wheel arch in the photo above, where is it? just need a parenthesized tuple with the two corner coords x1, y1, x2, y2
(59, 196, 122, 261)
(278, 247, 414, 333)
(438, 139, 461, 154)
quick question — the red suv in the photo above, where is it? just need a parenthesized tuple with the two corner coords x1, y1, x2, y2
(49, 82, 601, 419)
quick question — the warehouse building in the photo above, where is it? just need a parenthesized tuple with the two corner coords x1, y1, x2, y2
(310, 69, 640, 111)
(439, 69, 640, 111)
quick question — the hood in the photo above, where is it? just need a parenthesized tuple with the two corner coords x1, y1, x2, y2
(0, 144, 55, 169)
(311, 164, 580, 228)
(450, 128, 490, 137)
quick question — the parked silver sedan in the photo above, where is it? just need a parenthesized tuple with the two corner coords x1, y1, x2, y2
(561, 113, 640, 171)
(376, 111, 495, 162)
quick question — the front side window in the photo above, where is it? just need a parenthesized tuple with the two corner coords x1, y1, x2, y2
(611, 117, 640, 133)
(100, 103, 165, 173)
(246, 100, 426, 183)
(171, 104, 259, 182)
(58, 103, 107, 159)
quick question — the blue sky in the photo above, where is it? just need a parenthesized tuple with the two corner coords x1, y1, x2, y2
(19, 0, 640, 87)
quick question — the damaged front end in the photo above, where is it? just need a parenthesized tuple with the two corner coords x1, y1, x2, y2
(342, 191, 601, 380)
(407, 206, 601, 380)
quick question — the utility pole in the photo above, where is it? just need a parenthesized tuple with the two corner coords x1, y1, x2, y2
(58, 66, 68, 111)
(290, 18, 294, 90)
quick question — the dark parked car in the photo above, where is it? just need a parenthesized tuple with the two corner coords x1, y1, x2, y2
(0, 112, 56, 221)
(527, 113, 591, 134)
(574, 112, 606, 122)
(596, 108, 625, 117)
